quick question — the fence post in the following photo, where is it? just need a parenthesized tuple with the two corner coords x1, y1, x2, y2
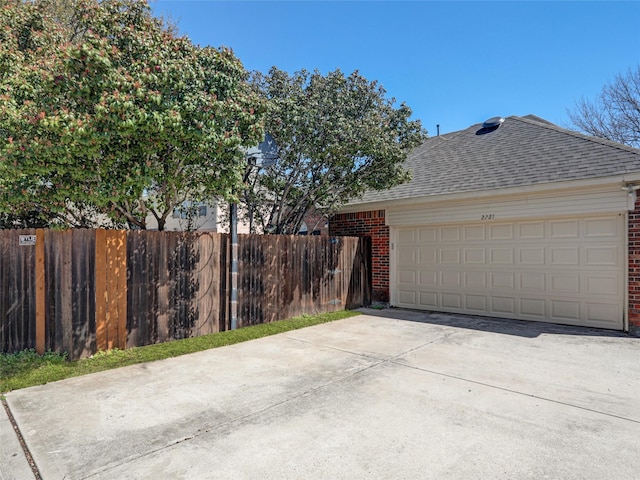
(35, 228, 46, 355)
(107, 231, 127, 350)
(95, 230, 128, 352)
(95, 230, 107, 351)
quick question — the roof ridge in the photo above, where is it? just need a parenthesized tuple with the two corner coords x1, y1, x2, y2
(511, 115, 640, 155)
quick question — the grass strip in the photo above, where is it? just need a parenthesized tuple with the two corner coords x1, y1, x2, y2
(1, 310, 360, 394)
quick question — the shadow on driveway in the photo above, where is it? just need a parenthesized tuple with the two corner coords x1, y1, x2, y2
(358, 307, 630, 339)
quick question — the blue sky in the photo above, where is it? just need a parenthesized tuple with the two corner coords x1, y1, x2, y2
(151, 1, 640, 135)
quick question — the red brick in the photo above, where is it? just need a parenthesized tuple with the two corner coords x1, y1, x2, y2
(629, 197, 640, 335)
(330, 209, 389, 302)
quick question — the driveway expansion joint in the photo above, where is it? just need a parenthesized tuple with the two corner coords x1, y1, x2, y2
(2, 397, 41, 480)
(390, 360, 640, 425)
(79, 356, 390, 479)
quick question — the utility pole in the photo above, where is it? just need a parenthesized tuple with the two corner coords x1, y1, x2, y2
(229, 202, 238, 331)
(229, 133, 279, 330)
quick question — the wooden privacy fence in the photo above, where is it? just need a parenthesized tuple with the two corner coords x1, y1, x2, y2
(0, 229, 371, 359)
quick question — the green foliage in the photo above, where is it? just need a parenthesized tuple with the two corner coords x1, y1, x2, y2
(0, 0, 264, 229)
(243, 68, 427, 234)
(0, 209, 49, 228)
(0, 348, 67, 379)
(0, 310, 360, 392)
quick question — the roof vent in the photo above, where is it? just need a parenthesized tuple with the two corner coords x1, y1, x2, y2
(476, 116, 505, 135)
(482, 117, 505, 129)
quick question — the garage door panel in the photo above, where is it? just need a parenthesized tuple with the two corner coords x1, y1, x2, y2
(550, 300, 581, 320)
(398, 270, 416, 284)
(441, 293, 462, 309)
(550, 219, 579, 238)
(584, 302, 621, 325)
(398, 290, 416, 305)
(419, 270, 437, 286)
(518, 248, 544, 265)
(464, 225, 485, 241)
(419, 291, 438, 308)
(550, 247, 579, 265)
(490, 224, 514, 240)
(550, 274, 580, 293)
(398, 247, 417, 266)
(490, 272, 515, 289)
(394, 214, 624, 330)
(491, 248, 514, 264)
(585, 217, 619, 237)
(441, 271, 461, 287)
(585, 275, 619, 295)
(440, 227, 460, 242)
(520, 298, 547, 318)
(464, 295, 487, 311)
(418, 227, 437, 242)
(520, 273, 545, 291)
(464, 248, 485, 263)
(441, 250, 460, 264)
(491, 297, 516, 314)
(519, 222, 545, 239)
(464, 271, 486, 288)
(585, 246, 619, 266)
(419, 246, 437, 265)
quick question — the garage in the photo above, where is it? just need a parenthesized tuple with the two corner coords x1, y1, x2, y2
(393, 214, 625, 329)
(330, 115, 640, 334)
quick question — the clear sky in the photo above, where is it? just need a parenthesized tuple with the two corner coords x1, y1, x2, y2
(150, 1, 640, 135)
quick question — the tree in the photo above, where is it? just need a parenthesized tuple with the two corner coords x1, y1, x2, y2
(242, 68, 427, 234)
(0, 0, 264, 229)
(568, 65, 640, 148)
(0, 210, 49, 229)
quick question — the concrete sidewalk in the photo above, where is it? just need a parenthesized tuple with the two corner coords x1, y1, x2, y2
(3, 309, 640, 479)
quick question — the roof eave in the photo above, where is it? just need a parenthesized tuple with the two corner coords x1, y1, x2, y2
(337, 173, 640, 213)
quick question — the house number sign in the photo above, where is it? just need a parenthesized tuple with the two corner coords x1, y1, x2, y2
(19, 235, 37, 246)
(480, 214, 495, 220)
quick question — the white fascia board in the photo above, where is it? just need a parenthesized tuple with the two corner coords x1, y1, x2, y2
(337, 174, 640, 213)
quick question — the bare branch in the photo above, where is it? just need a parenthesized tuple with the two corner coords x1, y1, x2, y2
(568, 65, 640, 148)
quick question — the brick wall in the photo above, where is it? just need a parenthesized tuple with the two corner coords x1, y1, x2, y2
(302, 210, 329, 236)
(330, 210, 389, 302)
(629, 197, 640, 336)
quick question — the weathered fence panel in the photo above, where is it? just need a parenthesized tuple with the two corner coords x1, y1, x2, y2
(235, 235, 371, 328)
(0, 229, 37, 353)
(126, 231, 226, 348)
(0, 230, 371, 359)
(44, 229, 97, 360)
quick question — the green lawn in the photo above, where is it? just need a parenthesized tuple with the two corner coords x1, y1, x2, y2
(1, 310, 360, 394)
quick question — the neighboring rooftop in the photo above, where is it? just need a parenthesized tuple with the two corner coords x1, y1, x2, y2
(349, 114, 640, 206)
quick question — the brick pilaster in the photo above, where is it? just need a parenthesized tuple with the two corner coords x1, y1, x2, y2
(330, 210, 389, 302)
(629, 197, 640, 336)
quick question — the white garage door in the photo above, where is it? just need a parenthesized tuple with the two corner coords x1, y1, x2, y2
(394, 215, 625, 329)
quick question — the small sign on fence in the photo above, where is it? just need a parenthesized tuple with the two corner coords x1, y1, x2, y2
(19, 235, 37, 246)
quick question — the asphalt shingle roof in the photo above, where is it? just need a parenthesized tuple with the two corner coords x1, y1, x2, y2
(349, 115, 640, 206)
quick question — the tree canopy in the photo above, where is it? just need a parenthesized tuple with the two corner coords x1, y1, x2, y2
(568, 65, 640, 149)
(241, 68, 427, 234)
(0, 0, 264, 229)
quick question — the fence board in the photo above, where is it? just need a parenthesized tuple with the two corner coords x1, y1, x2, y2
(192, 233, 221, 336)
(71, 229, 95, 358)
(104, 230, 127, 350)
(127, 231, 146, 347)
(44, 230, 67, 353)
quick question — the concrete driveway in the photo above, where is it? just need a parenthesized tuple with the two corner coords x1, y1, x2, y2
(2, 308, 639, 480)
